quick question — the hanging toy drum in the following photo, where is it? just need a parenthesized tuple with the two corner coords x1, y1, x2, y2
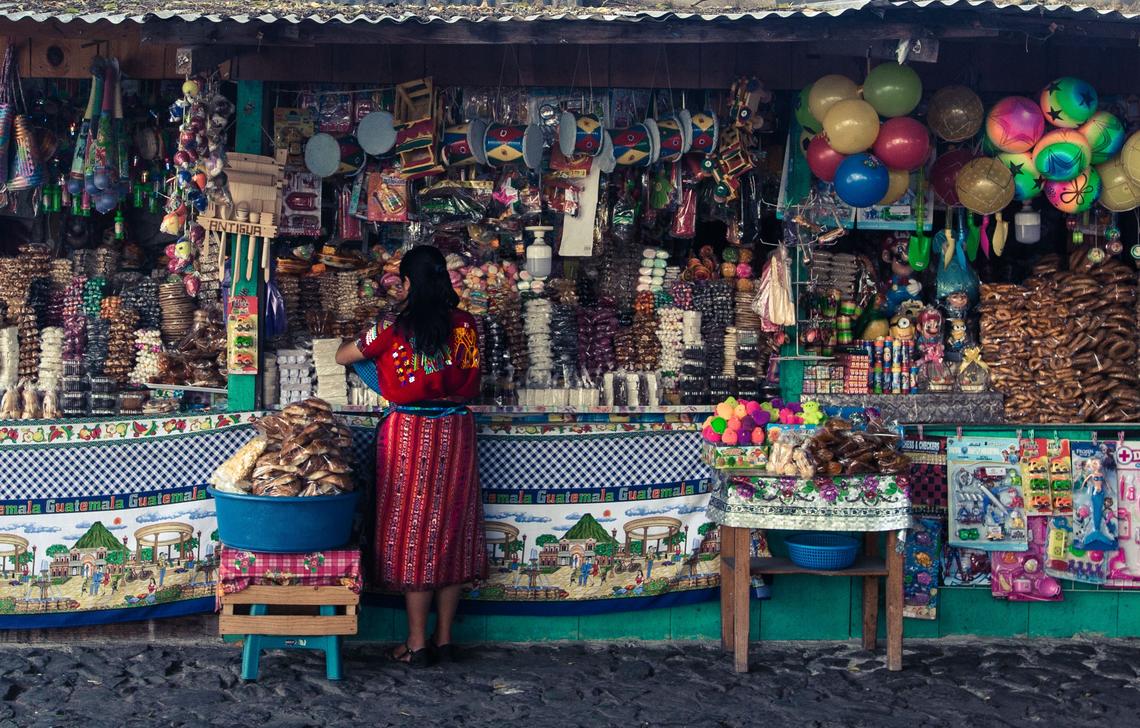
(304, 133, 365, 178)
(655, 112, 691, 163)
(558, 112, 605, 158)
(483, 122, 544, 171)
(608, 123, 655, 168)
(442, 123, 477, 167)
(688, 111, 719, 155)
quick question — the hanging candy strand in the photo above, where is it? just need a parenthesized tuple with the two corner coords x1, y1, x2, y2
(0, 46, 16, 186)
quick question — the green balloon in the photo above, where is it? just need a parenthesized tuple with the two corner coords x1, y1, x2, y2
(795, 85, 821, 134)
(863, 64, 922, 118)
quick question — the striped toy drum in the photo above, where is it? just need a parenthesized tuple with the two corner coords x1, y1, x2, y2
(688, 111, 719, 155)
(608, 123, 654, 168)
(655, 112, 690, 162)
(304, 133, 364, 177)
(442, 123, 476, 167)
(559, 112, 605, 158)
(484, 123, 544, 171)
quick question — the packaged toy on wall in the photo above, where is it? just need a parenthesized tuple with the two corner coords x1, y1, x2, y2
(991, 515, 1062, 602)
(942, 545, 991, 587)
(947, 438, 1028, 551)
(1045, 440, 1119, 584)
(1020, 438, 1054, 516)
(903, 517, 942, 620)
(1107, 440, 1140, 587)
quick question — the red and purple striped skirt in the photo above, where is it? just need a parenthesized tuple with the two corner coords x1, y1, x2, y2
(373, 407, 487, 592)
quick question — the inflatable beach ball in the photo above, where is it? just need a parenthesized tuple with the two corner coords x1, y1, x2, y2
(1079, 111, 1126, 165)
(1044, 167, 1101, 214)
(985, 96, 1045, 154)
(956, 157, 1015, 215)
(834, 153, 890, 208)
(1097, 159, 1140, 212)
(1039, 77, 1098, 129)
(996, 151, 1044, 201)
(1033, 129, 1092, 182)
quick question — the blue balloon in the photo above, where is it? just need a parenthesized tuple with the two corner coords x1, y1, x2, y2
(833, 153, 890, 208)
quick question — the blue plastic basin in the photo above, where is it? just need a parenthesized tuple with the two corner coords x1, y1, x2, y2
(208, 487, 360, 552)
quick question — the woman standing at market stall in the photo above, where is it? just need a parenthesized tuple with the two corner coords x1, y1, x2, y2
(336, 245, 486, 668)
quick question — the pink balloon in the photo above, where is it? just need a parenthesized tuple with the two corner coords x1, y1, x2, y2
(929, 148, 977, 206)
(872, 117, 931, 171)
(806, 134, 847, 183)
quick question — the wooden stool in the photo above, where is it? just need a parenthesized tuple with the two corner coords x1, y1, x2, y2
(219, 585, 359, 681)
(720, 527, 904, 672)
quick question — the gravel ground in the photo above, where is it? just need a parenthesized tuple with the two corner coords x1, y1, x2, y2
(1, 639, 1139, 727)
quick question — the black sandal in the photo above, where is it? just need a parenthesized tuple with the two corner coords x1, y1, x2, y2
(431, 638, 459, 663)
(389, 642, 435, 668)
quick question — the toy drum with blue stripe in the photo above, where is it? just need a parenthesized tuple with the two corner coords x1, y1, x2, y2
(688, 110, 719, 155)
(484, 122, 544, 170)
(442, 123, 477, 167)
(559, 112, 605, 158)
(608, 123, 655, 168)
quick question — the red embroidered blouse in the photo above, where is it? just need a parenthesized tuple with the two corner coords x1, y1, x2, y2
(355, 310, 481, 405)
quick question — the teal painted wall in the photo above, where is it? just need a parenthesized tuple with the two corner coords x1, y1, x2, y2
(351, 583, 1140, 643)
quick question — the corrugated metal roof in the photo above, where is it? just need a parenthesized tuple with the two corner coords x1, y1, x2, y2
(0, 0, 1139, 27)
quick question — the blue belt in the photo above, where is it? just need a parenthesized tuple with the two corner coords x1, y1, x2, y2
(387, 403, 470, 419)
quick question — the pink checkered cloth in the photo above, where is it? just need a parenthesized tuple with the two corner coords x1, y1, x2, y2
(216, 547, 362, 610)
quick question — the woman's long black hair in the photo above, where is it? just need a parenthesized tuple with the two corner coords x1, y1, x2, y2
(396, 245, 459, 356)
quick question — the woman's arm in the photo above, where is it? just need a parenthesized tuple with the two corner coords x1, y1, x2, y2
(335, 339, 366, 366)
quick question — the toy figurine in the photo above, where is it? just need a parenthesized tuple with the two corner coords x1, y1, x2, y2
(946, 318, 970, 352)
(881, 235, 922, 316)
(1074, 453, 1118, 551)
(916, 306, 944, 362)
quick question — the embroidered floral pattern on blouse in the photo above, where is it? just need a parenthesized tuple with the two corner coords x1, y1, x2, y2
(453, 323, 479, 370)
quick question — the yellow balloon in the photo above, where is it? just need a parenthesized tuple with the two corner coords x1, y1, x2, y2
(878, 168, 911, 205)
(1097, 159, 1140, 211)
(1121, 131, 1140, 186)
(823, 99, 881, 154)
(808, 75, 860, 124)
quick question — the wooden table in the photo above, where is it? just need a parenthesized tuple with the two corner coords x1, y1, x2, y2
(706, 471, 912, 673)
(719, 527, 904, 673)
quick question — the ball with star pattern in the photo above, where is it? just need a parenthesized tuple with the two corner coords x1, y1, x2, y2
(985, 96, 1046, 154)
(1033, 129, 1092, 182)
(1039, 77, 1098, 129)
(996, 151, 1044, 201)
(1078, 111, 1126, 165)
(1044, 166, 1101, 214)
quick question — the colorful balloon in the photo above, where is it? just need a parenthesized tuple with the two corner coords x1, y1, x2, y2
(996, 151, 1044, 201)
(822, 99, 880, 154)
(984, 96, 1045, 154)
(1039, 77, 1098, 129)
(833, 153, 890, 208)
(1033, 129, 1092, 181)
(878, 168, 911, 206)
(795, 85, 821, 134)
(872, 117, 930, 171)
(1096, 159, 1140, 212)
(806, 134, 847, 183)
(1079, 111, 1126, 165)
(808, 75, 859, 124)
(927, 86, 984, 142)
(929, 148, 976, 206)
(1044, 167, 1101, 214)
(956, 157, 1015, 215)
(862, 63, 922, 118)
(1121, 131, 1140, 185)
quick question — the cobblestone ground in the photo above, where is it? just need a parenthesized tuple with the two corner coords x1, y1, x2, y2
(1, 639, 1139, 727)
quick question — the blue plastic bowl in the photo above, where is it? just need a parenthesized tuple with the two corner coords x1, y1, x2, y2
(785, 532, 860, 570)
(208, 487, 360, 552)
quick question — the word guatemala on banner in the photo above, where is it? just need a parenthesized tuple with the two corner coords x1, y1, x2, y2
(4, 487, 210, 516)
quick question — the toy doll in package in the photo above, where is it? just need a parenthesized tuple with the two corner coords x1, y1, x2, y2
(947, 438, 1029, 552)
(1107, 440, 1140, 587)
(1044, 441, 1118, 585)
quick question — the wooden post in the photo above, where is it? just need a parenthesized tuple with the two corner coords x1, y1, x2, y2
(227, 79, 266, 413)
(732, 526, 750, 673)
(885, 530, 904, 671)
(720, 525, 735, 651)
(861, 532, 880, 651)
